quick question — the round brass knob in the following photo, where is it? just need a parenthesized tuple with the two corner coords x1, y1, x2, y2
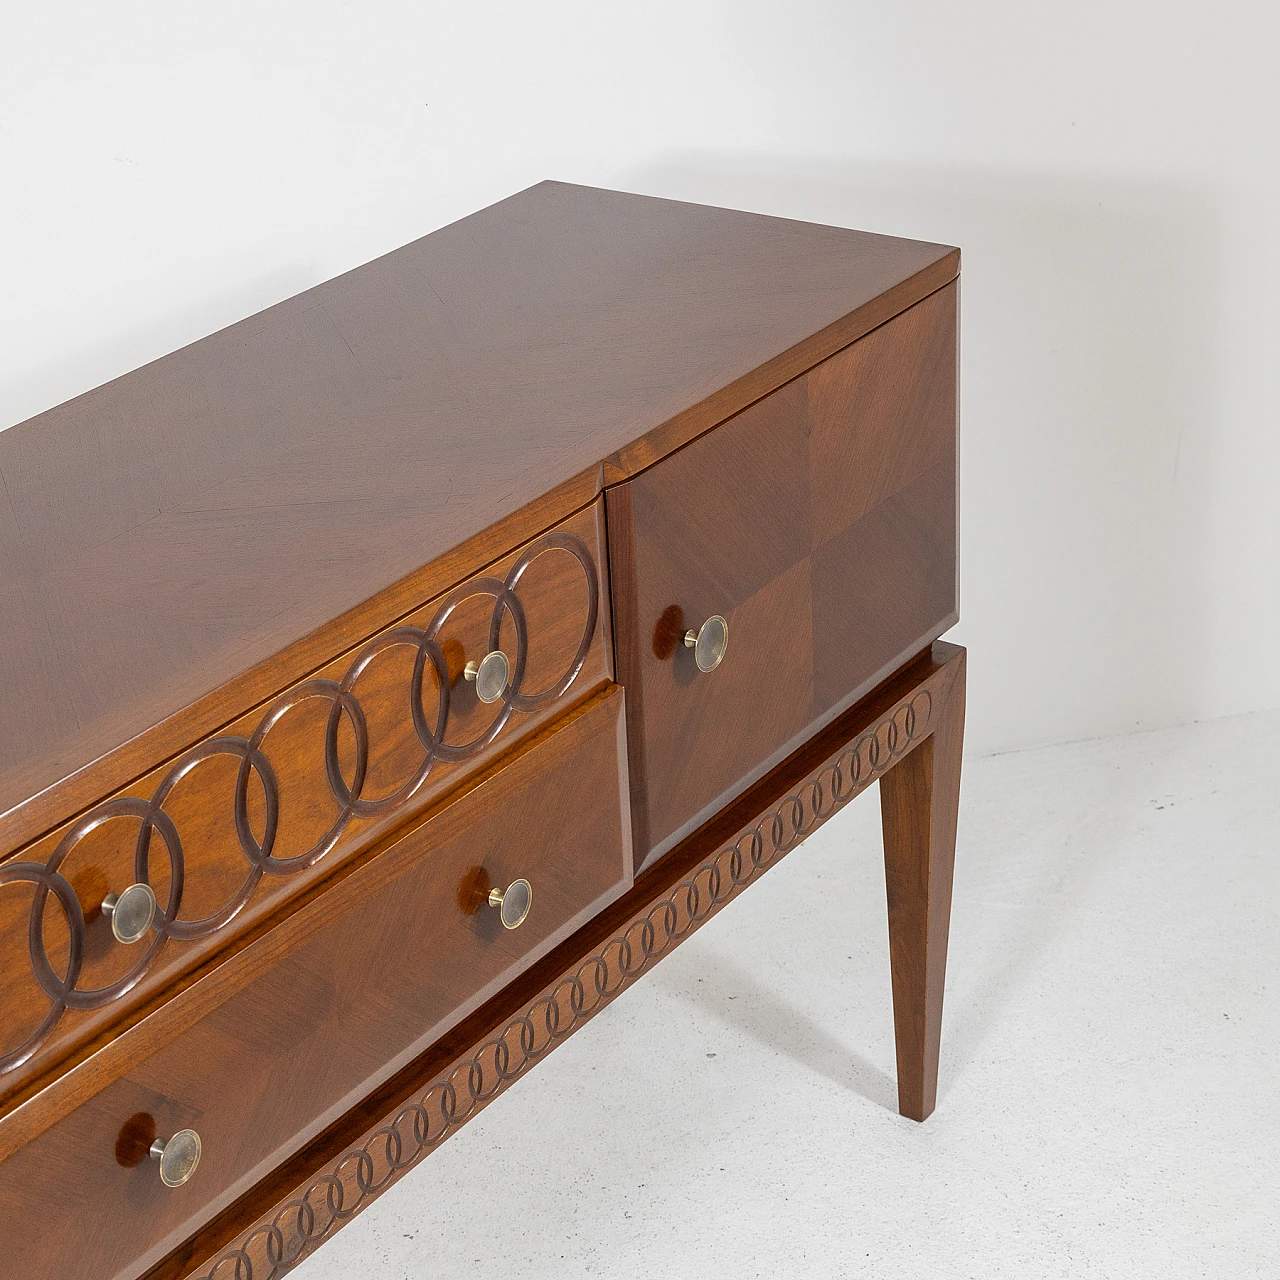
(488, 878, 532, 930)
(101, 883, 157, 945)
(683, 615, 729, 673)
(150, 1128, 202, 1188)
(463, 650, 510, 704)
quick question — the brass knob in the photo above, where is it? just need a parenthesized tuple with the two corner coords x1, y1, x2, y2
(150, 1128, 202, 1187)
(683, 615, 729, 673)
(488, 878, 532, 930)
(101, 883, 157, 945)
(463, 650, 510, 704)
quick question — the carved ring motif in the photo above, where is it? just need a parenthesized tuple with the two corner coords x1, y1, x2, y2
(189, 685, 935, 1280)
(0, 533, 598, 1076)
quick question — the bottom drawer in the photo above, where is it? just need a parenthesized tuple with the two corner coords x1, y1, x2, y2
(2, 687, 631, 1280)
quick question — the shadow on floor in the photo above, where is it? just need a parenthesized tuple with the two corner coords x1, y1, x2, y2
(648, 941, 901, 1114)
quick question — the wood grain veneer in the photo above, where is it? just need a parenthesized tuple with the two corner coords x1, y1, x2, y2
(151, 643, 965, 1280)
(0, 501, 609, 1108)
(608, 281, 958, 867)
(1, 688, 632, 1280)
(0, 183, 965, 1280)
(0, 182, 956, 855)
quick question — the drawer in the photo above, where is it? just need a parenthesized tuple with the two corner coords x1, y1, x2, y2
(0, 500, 611, 1105)
(608, 282, 958, 867)
(0, 686, 630, 1280)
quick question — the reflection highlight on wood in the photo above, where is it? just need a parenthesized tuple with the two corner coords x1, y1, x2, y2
(156, 643, 964, 1280)
(0, 515, 603, 1106)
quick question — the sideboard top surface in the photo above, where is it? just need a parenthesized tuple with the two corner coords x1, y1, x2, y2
(0, 180, 956, 845)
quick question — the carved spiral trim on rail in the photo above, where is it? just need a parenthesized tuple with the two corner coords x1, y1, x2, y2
(0, 533, 598, 1076)
(188, 688, 932, 1280)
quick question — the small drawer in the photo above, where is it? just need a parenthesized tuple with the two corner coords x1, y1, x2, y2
(0, 499, 611, 1106)
(0, 686, 631, 1280)
(607, 283, 958, 868)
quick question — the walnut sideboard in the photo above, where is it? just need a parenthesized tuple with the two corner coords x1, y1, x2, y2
(0, 181, 964, 1280)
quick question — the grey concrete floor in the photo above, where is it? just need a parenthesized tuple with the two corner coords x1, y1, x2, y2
(294, 709, 1279, 1278)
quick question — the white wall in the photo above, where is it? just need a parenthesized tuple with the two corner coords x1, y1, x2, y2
(3, 1, 1277, 755)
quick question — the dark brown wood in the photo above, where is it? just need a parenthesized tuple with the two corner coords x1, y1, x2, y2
(148, 643, 965, 1280)
(0, 185, 964, 1280)
(881, 645, 965, 1122)
(0, 687, 632, 1280)
(0, 685, 631, 1166)
(0, 182, 957, 856)
(0, 500, 610, 1110)
(609, 282, 958, 868)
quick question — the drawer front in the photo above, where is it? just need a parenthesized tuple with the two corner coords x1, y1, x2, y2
(0, 687, 630, 1280)
(608, 283, 957, 867)
(0, 501, 611, 1104)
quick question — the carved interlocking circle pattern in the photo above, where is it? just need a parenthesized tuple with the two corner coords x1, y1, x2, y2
(189, 687, 933, 1280)
(0, 533, 598, 1076)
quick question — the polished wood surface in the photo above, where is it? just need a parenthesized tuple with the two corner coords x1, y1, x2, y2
(881, 646, 965, 1122)
(608, 282, 958, 867)
(0, 182, 957, 853)
(153, 643, 965, 1280)
(0, 184, 965, 1280)
(0, 501, 609, 1109)
(0, 687, 632, 1280)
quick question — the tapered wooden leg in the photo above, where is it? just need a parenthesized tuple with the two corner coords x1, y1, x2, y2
(879, 648, 965, 1122)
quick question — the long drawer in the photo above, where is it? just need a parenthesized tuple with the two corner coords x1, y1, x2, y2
(608, 282, 958, 867)
(0, 686, 631, 1280)
(0, 500, 611, 1105)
